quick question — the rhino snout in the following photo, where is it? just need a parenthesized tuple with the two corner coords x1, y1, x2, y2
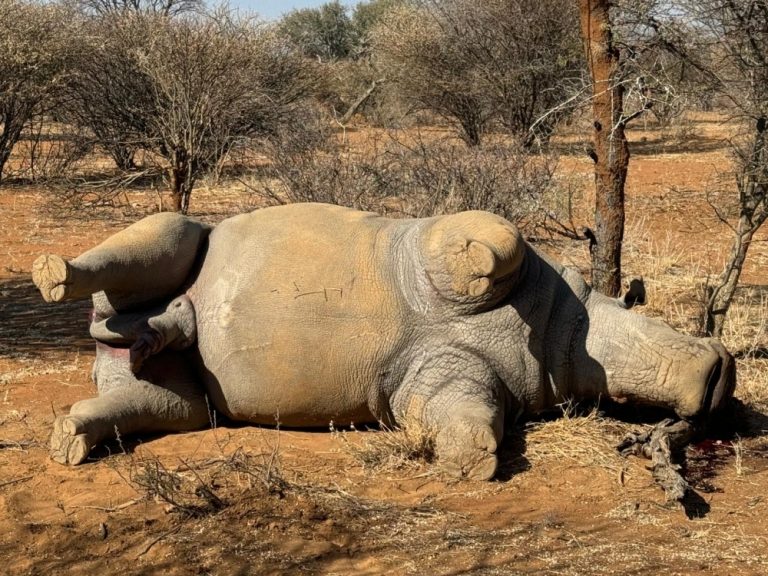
(678, 340, 736, 421)
(702, 341, 736, 417)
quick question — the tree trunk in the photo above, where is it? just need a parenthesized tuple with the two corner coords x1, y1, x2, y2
(339, 79, 384, 126)
(704, 222, 754, 337)
(579, 0, 628, 297)
(0, 146, 11, 185)
(109, 144, 137, 172)
(458, 113, 483, 147)
(168, 148, 193, 215)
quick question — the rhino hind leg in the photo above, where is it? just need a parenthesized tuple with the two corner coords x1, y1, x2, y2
(51, 344, 209, 465)
(393, 350, 505, 480)
(33, 212, 211, 310)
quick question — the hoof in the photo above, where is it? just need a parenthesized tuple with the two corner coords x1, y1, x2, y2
(32, 255, 70, 303)
(50, 416, 91, 465)
(437, 419, 499, 481)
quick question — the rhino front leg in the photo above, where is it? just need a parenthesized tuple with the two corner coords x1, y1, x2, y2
(392, 350, 506, 480)
(51, 344, 209, 465)
(32, 212, 211, 310)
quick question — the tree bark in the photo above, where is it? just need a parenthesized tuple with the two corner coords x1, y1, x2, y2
(705, 223, 754, 337)
(579, 0, 628, 297)
(168, 148, 193, 215)
(109, 144, 137, 172)
(0, 146, 11, 185)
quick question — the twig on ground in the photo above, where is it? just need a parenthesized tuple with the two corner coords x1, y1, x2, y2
(0, 439, 37, 451)
(70, 497, 145, 513)
(136, 522, 185, 558)
(0, 475, 34, 489)
(617, 418, 694, 502)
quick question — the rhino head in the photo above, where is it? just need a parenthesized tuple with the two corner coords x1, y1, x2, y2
(414, 211, 736, 426)
(572, 285, 736, 421)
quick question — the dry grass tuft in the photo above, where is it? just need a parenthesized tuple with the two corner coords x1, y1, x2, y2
(713, 293, 768, 417)
(524, 403, 633, 474)
(332, 416, 436, 473)
(116, 433, 289, 518)
(604, 501, 670, 526)
(721, 291, 768, 354)
(621, 220, 708, 333)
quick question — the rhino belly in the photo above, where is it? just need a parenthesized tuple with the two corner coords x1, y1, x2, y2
(195, 311, 387, 426)
(188, 206, 405, 426)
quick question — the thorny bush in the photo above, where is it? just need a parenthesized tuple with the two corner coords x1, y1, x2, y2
(249, 130, 580, 237)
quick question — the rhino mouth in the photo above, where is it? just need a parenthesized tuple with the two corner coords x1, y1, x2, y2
(700, 348, 736, 418)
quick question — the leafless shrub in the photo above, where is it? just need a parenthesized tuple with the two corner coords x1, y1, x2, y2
(129, 453, 225, 517)
(612, 1, 713, 128)
(59, 9, 318, 214)
(249, 130, 580, 236)
(320, 59, 409, 128)
(121, 438, 289, 518)
(621, 0, 768, 337)
(0, 0, 78, 182)
(58, 15, 157, 173)
(372, 0, 583, 146)
(385, 137, 579, 234)
(70, 0, 202, 17)
(47, 168, 161, 219)
(10, 119, 91, 182)
(249, 121, 393, 212)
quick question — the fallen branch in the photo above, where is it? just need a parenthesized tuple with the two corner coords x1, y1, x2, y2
(617, 418, 694, 502)
(337, 78, 385, 126)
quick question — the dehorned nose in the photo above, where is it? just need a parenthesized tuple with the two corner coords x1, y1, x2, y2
(703, 340, 736, 416)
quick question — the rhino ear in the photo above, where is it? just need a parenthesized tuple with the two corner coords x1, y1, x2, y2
(422, 211, 525, 300)
(620, 277, 646, 309)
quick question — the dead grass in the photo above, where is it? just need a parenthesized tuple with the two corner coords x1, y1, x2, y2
(524, 403, 634, 475)
(331, 416, 436, 473)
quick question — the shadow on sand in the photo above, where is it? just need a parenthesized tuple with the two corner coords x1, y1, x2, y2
(0, 276, 93, 359)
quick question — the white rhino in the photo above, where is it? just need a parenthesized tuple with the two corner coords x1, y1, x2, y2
(33, 203, 735, 480)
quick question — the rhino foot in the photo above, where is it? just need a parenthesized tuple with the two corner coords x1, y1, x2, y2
(50, 415, 91, 465)
(32, 254, 71, 303)
(436, 416, 499, 481)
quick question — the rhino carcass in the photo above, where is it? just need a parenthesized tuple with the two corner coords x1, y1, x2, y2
(33, 203, 735, 479)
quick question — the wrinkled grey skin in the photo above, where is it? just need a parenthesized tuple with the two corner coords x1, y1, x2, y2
(33, 204, 735, 480)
